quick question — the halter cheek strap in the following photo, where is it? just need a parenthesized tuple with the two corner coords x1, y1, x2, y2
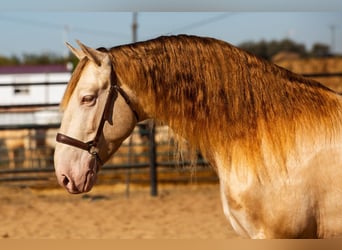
(56, 63, 139, 166)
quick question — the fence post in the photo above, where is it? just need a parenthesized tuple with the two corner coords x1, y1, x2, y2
(149, 121, 158, 196)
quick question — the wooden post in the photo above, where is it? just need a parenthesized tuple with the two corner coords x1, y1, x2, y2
(132, 12, 138, 43)
(149, 121, 158, 196)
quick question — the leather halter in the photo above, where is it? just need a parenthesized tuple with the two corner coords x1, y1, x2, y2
(56, 62, 139, 166)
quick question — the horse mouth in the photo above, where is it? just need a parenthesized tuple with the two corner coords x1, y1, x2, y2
(81, 158, 100, 193)
(82, 169, 97, 193)
(63, 170, 97, 194)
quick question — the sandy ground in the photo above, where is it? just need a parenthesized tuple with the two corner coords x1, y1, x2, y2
(0, 183, 239, 239)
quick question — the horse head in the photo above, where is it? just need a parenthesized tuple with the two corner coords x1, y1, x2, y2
(54, 41, 140, 194)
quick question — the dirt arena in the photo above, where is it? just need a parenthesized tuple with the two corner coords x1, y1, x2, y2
(0, 182, 239, 239)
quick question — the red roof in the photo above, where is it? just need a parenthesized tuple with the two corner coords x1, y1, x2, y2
(0, 64, 71, 74)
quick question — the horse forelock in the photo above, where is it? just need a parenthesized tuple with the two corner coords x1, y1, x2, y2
(60, 58, 89, 110)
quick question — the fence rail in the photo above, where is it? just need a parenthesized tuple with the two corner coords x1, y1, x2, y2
(0, 121, 215, 195)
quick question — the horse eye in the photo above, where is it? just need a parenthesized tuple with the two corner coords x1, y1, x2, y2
(81, 95, 96, 105)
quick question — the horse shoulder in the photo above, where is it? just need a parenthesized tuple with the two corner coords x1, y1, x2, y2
(214, 144, 342, 238)
(303, 145, 342, 238)
(214, 153, 265, 238)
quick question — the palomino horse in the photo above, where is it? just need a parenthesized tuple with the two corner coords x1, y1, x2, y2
(54, 35, 342, 238)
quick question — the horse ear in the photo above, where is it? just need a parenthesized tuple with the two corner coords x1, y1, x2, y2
(65, 42, 85, 60)
(76, 40, 106, 67)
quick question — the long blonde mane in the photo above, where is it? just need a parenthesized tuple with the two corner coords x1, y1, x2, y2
(62, 35, 342, 173)
(110, 35, 342, 170)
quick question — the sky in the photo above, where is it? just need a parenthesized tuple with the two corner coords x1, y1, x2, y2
(0, 12, 341, 59)
(1, 0, 342, 11)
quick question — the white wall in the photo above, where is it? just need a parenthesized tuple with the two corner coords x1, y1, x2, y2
(0, 72, 70, 106)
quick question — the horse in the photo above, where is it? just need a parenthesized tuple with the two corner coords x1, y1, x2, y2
(54, 35, 342, 238)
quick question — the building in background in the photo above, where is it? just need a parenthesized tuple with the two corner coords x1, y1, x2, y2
(0, 64, 72, 125)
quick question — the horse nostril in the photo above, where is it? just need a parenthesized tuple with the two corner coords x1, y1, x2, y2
(62, 175, 70, 186)
(60, 174, 80, 194)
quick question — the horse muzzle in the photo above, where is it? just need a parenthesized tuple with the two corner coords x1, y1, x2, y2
(56, 155, 100, 194)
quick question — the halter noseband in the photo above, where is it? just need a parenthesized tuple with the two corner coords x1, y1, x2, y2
(56, 61, 139, 166)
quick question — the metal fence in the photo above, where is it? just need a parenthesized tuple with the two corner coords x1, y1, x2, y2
(0, 122, 215, 196)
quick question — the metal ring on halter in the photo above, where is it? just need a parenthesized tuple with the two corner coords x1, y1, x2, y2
(90, 151, 103, 167)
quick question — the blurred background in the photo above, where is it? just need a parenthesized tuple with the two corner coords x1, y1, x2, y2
(0, 12, 341, 57)
(0, 11, 341, 239)
(0, 11, 341, 190)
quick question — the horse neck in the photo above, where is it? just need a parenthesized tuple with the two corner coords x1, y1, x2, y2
(111, 51, 214, 155)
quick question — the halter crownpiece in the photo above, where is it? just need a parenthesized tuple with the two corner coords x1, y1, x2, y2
(56, 58, 139, 165)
